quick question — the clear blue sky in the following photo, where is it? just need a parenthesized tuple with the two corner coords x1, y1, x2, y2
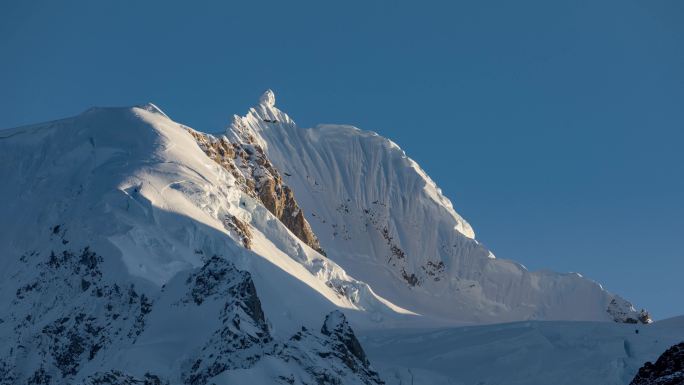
(1, 1, 682, 319)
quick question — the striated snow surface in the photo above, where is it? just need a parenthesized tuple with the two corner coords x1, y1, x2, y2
(226, 90, 649, 324)
(362, 316, 684, 385)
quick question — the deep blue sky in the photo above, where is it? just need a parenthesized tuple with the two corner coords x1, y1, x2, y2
(1, 1, 682, 319)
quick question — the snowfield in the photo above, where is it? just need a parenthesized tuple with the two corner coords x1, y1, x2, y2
(0, 90, 672, 384)
(361, 316, 684, 385)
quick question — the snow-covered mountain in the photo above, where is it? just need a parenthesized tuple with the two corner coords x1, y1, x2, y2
(226, 90, 649, 325)
(0, 103, 392, 384)
(0, 90, 661, 384)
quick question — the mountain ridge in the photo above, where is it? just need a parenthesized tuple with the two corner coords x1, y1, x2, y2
(224, 90, 650, 325)
(0, 90, 659, 384)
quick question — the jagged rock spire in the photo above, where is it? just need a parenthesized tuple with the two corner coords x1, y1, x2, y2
(322, 310, 370, 366)
(258, 89, 276, 107)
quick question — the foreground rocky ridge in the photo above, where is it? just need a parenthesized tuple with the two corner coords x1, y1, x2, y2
(631, 342, 684, 385)
(1, 247, 152, 383)
(1, 246, 383, 385)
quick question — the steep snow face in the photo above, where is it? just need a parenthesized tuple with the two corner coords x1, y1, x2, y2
(229, 90, 649, 324)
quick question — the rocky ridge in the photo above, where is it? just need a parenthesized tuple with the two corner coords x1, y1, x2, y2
(1, 245, 384, 385)
(187, 124, 324, 255)
(631, 342, 684, 385)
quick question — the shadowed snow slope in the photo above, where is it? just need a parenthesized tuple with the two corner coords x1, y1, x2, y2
(361, 316, 684, 385)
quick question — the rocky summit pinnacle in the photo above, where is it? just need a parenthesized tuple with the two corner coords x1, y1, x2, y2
(258, 89, 276, 107)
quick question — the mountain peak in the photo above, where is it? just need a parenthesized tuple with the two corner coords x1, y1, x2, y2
(322, 310, 348, 335)
(258, 89, 276, 107)
(136, 102, 169, 118)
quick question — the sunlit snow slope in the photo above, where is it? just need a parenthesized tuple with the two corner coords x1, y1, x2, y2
(0, 104, 411, 334)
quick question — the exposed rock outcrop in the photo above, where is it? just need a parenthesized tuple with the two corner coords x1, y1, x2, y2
(277, 311, 385, 385)
(178, 257, 384, 385)
(2, 247, 386, 385)
(3, 245, 153, 384)
(187, 129, 324, 255)
(630, 342, 684, 385)
(180, 256, 271, 385)
(223, 214, 252, 249)
(607, 298, 652, 324)
(321, 310, 372, 370)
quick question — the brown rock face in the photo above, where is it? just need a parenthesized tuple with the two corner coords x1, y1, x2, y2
(279, 185, 322, 253)
(607, 298, 652, 324)
(224, 214, 252, 249)
(187, 128, 325, 255)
